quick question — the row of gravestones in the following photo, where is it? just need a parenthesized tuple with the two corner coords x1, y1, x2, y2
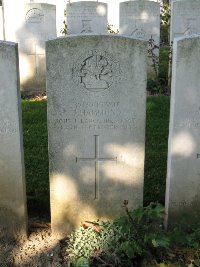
(1, 0, 200, 94)
(1, 33, 200, 239)
(1, 0, 160, 93)
(1, 0, 200, 95)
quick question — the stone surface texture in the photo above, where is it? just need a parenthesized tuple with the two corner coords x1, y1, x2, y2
(46, 35, 147, 237)
(170, 0, 200, 42)
(119, 0, 160, 77)
(0, 41, 27, 238)
(67, 1, 107, 34)
(165, 36, 200, 225)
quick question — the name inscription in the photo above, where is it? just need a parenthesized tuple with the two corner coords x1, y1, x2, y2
(52, 101, 136, 131)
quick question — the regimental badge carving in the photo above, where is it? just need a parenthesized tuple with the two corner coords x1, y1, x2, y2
(131, 28, 147, 40)
(26, 8, 44, 23)
(174, 19, 198, 38)
(184, 19, 197, 36)
(73, 51, 121, 92)
(81, 20, 92, 33)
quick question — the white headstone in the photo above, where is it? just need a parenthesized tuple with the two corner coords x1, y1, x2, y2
(26, 0, 65, 37)
(170, 0, 200, 42)
(3, 1, 57, 92)
(26, 0, 64, 36)
(46, 35, 147, 237)
(165, 36, 200, 226)
(15, 3, 57, 92)
(69, 0, 120, 29)
(0, 41, 27, 238)
(67, 1, 107, 34)
(69, 0, 158, 29)
(119, 1, 160, 43)
(3, 0, 64, 38)
(119, 1, 160, 77)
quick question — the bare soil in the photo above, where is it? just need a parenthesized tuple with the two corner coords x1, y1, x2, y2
(0, 218, 69, 267)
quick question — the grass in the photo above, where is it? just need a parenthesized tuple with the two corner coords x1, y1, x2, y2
(144, 96, 170, 206)
(21, 96, 170, 212)
(22, 100, 49, 213)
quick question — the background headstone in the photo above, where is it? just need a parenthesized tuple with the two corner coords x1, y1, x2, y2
(2, 1, 57, 92)
(0, 41, 27, 238)
(16, 3, 56, 92)
(165, 36, 200, 225)
(69, 0, 159, 29)
(170, 0, 200, 42)
(67, 1, 107, 34)
(119, 0, 160, 77)
(3, 0, 64, 37)
(27, 0, 65, 37)
(46, 35, 147, 237)
(68, 0, 118, 29)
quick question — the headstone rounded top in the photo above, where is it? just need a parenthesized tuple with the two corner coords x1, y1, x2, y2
(46, 34, 148, 45)
(68, 1, 107, 5)
(67, 1, 107, 13)
(24, 3, 56, 24)
(68, 0, 105, 2)
(120, 1, 160, 6)
(25, 3, 56, 8)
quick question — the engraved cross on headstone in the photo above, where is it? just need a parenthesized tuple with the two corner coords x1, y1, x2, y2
(76, 135, 117, 200)
(28, 42, 45, 75)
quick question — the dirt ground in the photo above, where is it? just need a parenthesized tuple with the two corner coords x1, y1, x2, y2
(0, 218, 70, 267)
